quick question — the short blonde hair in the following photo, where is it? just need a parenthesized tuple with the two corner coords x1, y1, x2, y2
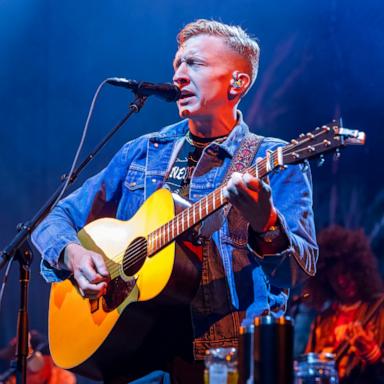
(177, 19, 260, 86)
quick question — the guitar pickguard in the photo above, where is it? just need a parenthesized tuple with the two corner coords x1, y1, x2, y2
(101, 275, 137, 312)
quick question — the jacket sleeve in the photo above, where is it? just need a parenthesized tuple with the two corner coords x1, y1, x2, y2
(31, 141, 133, 282)
(247, 140, 319, 288)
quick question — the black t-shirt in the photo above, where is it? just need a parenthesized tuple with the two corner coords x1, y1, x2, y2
(165, 131, 227, 198)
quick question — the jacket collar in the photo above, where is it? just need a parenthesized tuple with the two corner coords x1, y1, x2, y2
(149, 110, 250, 158)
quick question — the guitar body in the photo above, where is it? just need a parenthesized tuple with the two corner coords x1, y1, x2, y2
(48, 189, 201, 380)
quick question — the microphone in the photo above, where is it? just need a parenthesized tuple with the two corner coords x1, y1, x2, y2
(106, 77, 181, 102)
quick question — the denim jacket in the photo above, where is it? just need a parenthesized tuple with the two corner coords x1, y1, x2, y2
(32, 113, 318, 358)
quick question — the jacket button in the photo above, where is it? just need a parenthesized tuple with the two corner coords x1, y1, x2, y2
(154, 143, 159, 148)
(152, 179, 157, 183)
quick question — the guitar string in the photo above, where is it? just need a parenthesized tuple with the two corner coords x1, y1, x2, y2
(101, 128, 332, 277)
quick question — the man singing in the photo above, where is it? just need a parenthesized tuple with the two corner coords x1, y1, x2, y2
(32, 19, 318, 383)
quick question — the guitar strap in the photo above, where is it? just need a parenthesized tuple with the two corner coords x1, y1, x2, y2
(223, 132, 264, 184)
(195, 132, 264, 242)
(222, 132, 264, 218)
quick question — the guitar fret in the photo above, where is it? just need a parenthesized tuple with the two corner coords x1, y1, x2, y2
(255, 160, 259, 179)
(193, 205, 196, 224)
(199, 201, 202, 220)
(167, 222, 169, 243)
(148, 233, 152, 254)
(172, 219, 175, 239)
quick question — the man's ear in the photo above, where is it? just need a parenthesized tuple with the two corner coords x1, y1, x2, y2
(229, 71, 251, 98)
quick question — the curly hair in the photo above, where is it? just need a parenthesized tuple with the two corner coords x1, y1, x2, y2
(305, 225, 383, 309)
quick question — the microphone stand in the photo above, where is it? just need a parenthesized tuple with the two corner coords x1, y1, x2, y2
(0, 95, 148, 384)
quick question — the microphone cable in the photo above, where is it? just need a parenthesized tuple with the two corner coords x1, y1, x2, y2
(51, 78, 110, 208)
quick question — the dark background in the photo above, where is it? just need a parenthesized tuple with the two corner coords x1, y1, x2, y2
(1, 0, 383, 381)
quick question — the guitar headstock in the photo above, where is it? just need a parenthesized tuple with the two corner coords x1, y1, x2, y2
(283, 121, 366, 165)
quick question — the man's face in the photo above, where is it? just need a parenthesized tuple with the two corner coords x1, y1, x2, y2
(173, 34, 242, 120)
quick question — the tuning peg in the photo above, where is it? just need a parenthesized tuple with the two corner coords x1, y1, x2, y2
(317, 155, 325, 167)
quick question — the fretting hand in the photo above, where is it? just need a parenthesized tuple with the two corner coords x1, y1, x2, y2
(224, 172, 277, 233)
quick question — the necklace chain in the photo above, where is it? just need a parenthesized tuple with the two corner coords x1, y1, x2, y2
(185, 131, 227, 149)
(185, 131, 209, 148)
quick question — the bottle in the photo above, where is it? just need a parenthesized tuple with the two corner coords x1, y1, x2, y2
(204, 347, 238, 384)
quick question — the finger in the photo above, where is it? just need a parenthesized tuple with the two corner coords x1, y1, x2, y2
(228, 172, 244, 189)
(79, 262, 107, 284)
(91, 252, 109, 278)
(225, 173, 245, 198)
(76, 273, 107, 296)
(244, 175, 272, 197)
(243, 173, 261, 190)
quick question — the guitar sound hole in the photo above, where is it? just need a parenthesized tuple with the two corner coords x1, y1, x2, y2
(123, 237, 147, 276)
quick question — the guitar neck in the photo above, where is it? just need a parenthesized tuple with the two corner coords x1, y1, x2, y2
(146, 122, 365, 257)
(147, 148, 283, 256)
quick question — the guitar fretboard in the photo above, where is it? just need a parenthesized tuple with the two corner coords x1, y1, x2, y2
(147, 147, 284, 256)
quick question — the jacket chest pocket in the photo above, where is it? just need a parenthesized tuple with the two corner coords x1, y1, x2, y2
(120, 169, 145, 220)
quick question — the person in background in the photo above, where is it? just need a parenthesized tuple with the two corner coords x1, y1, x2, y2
(305, 225, 384, 383)
(0, 330, 76, 384)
